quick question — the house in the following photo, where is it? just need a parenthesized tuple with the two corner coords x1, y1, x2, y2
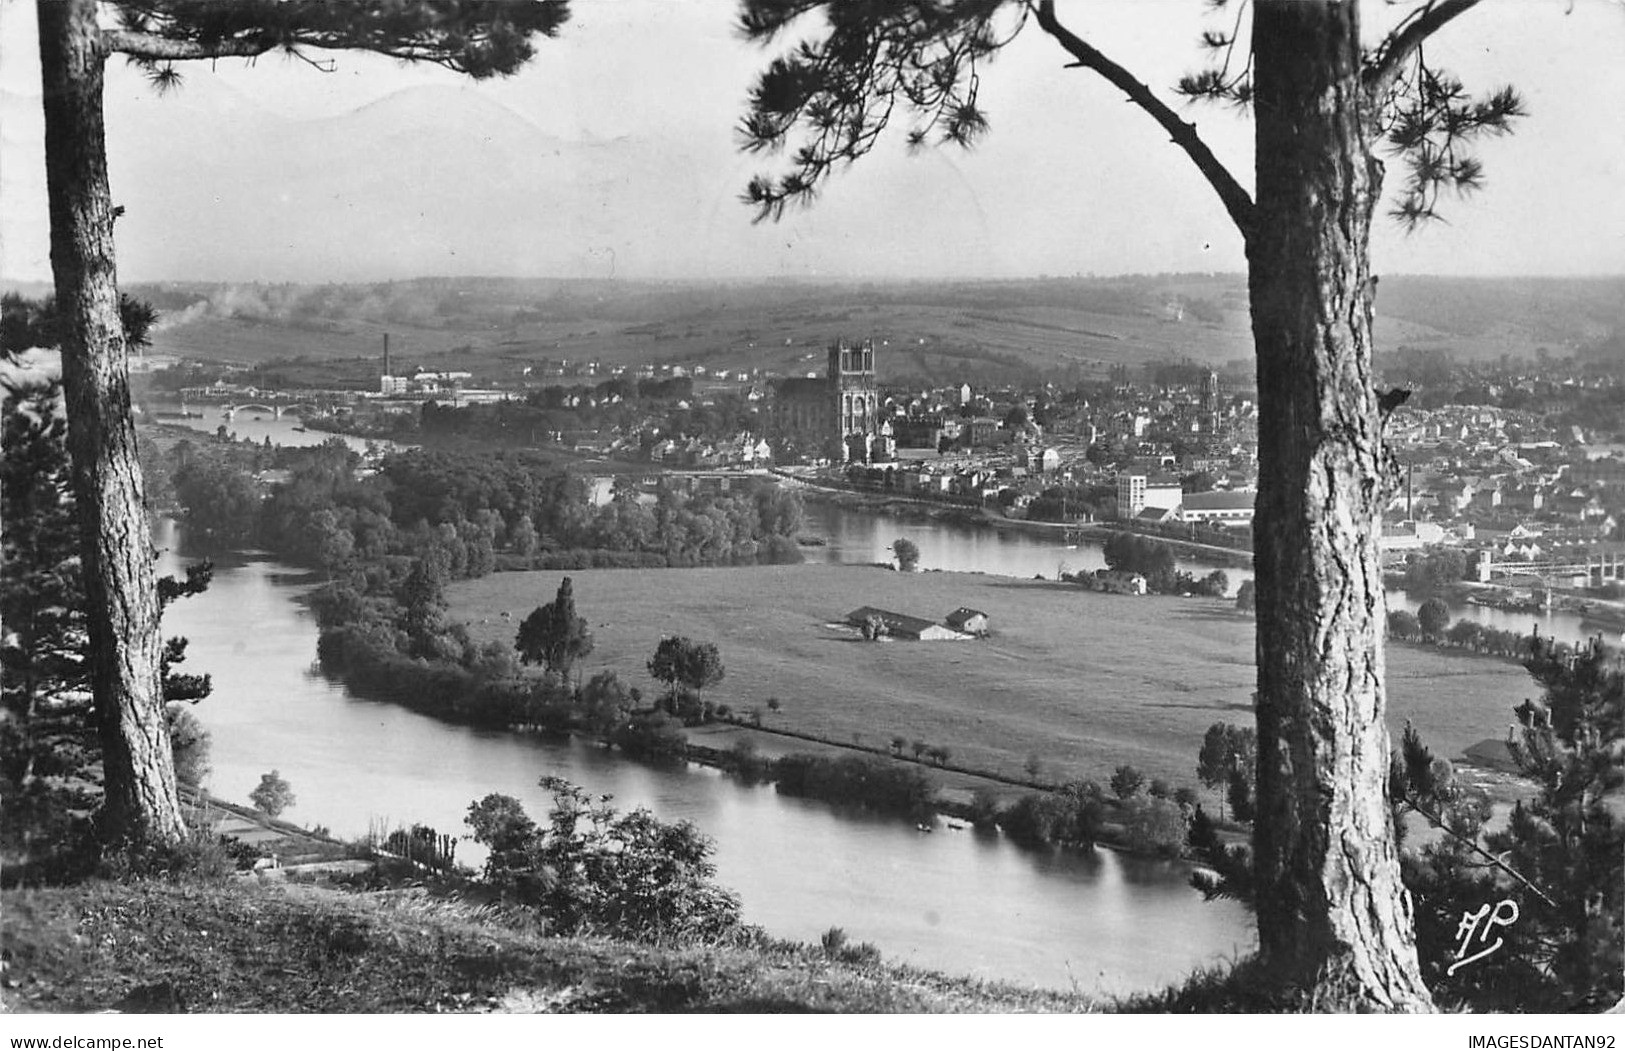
(1087, 570, 1147, 595)
(1180, 489, 1257, 525)
(844, 607, 968, 641)
(1115, 473, 1183, 517)
(944, 608, 989, 636)
(1381, 519, 1448, 554)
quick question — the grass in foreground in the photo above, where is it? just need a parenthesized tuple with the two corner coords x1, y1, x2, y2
(1, 875, 1096, 1014)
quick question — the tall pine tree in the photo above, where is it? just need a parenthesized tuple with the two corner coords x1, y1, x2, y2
(737, 0, 1530, 1007)
(31, 0, 568, 847)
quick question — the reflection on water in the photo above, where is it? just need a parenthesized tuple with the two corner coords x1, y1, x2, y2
(797, 502, 1597, 644)
(145, 401, 402, 456)
(155, 522, 1251, 995)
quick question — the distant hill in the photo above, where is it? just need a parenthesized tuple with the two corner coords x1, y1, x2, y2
(8, 273, 1621, 385)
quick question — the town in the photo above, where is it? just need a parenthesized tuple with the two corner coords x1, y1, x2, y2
(138, 324, 1625, 623)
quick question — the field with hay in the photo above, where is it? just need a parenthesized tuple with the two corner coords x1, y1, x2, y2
(445, 565, 1531, 799)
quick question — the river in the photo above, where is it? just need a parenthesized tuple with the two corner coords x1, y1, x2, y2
(793, 501, 1601, 645)
(154, 519, 1255, 997)
(142, 410, 1597, 991)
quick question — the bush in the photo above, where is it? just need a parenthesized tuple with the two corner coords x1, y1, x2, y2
(465, 779, 741, 941)
(773, 753, 936, 817)
(166, 705, 212, 787)
(725, 739, 771, 785)
(1110, 764, 1146, 800)
(1124, 796, 1190, 858)
(999, 781, 1104, 850)
(612, 710, 689, 761)
(968, 788, 1002, 829)
(580, 670, 635, 741)
(1417, 597, 1451, 641)
(999, 792, 1071, 847)
(1234, 580, 1256, 612)
(250, 771, 295, 818)
(99, 823, 255, 881)
(820, 925, 882, 966)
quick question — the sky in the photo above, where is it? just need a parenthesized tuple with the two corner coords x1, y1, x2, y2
(2, 0, 1623, 284)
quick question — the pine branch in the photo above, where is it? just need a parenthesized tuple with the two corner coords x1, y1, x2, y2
(1030, 0, 1254, 240)
(1402, 792, 1559, 909)
(103, 30, 278, 61)
(102, 2, 567, 79)
(1364, 0, 1483, 102)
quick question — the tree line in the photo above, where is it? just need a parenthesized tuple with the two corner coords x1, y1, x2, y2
(1387, 602, 1541, 660)
(159, 440, 806, 573)
(1098, 532, 1229, 597)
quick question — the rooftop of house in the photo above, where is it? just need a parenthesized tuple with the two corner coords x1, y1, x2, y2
(845, 606, 944, 637)
(1183, 490, 1257, 511)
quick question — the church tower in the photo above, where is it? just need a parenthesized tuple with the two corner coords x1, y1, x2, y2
(828, 338, 878, 453)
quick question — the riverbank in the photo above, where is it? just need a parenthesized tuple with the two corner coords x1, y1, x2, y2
(787, 480, 1254, 570)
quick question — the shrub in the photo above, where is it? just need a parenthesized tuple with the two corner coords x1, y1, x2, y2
(166, 705, 212, 787)
(1000, 781, 1104, 850)
(580, 670, 635, 741)
(99, 823, 254, 881)
(612, 710, 688, 761)
(773, 753, 936, 817)
(250, 771, 296, 818)
(1417, 597, 1450, 641)
(1110, 764, 1146, 800)
(465, 779, 741, 941)
(725, 739, 771, 785)
(1124, 796, 1190, 858)
(968, 788, 1002, 829)
(820, 925, 882, 966)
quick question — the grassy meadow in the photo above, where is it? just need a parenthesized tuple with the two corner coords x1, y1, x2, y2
(446, 565, 1532, 799)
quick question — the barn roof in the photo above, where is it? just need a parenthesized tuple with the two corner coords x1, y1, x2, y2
(846, 606, 942, 637)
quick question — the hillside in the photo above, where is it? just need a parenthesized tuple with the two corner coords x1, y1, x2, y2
(1, 876, 1093, 1013)
(104, 273, 1623, 387)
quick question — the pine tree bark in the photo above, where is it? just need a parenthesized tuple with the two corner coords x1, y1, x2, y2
(37, 0, 185, 846)
(1247, 1, 1431, 1010)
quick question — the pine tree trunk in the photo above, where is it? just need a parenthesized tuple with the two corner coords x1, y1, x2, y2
(1247, 0, 1431, 1010)
(37, 0, 185, 847)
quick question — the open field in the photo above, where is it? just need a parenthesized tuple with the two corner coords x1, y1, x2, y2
(446, 564, 1532, 799)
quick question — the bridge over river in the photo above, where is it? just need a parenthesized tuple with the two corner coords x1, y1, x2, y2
(1477, 549, 1625, 586)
